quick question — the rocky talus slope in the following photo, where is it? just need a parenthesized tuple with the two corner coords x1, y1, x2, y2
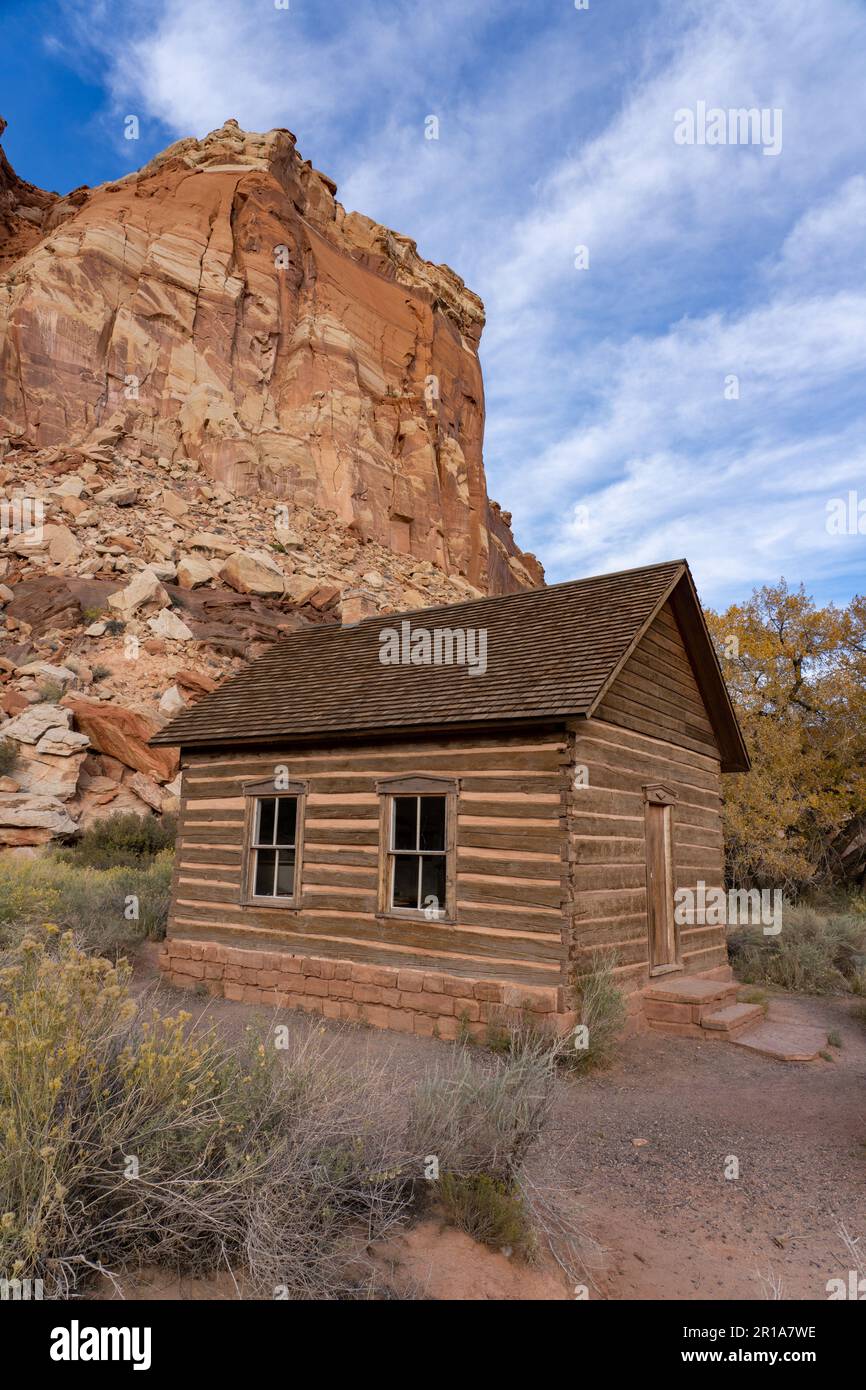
(0, 118, 542, 846)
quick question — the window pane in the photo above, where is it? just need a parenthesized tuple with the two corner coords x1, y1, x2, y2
(276, 797, 297, 847)
(392, 854, 419, 908)
(421, 855, 446, 914)
(393, 797, 417, 851)
(419, 796, 446, 851)
(254, 848, 277, 896)
(257, 798, 275, 846)
(275, 849, 295, 897)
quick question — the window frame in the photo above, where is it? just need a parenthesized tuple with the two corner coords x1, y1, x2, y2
(376, 775, 458, 923)
(240, 777, 308, 908)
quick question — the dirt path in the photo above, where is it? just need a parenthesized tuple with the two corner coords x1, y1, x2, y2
(132, 946, 866, 1301)
(535, 994, 866, 1300)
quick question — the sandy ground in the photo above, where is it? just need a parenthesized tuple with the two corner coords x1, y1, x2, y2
(126, 945, 866, 1301)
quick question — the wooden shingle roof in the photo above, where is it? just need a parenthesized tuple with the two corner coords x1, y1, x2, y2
(152, 558, 749, 771)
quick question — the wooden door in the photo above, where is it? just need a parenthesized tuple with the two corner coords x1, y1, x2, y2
(644, 792, 678, 974)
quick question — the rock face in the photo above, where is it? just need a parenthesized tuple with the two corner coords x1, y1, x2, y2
(0, 117, 542, 596)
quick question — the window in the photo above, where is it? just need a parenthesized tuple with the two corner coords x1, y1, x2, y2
(241, 779, 307, 906)
(377, 776, 458, 920)
(391, 795, 447, 912)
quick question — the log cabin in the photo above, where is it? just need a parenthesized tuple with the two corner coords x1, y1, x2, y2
(151, 559, 749, 1039)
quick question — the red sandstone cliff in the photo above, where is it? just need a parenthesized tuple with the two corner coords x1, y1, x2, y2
(0, 118, 541, 596)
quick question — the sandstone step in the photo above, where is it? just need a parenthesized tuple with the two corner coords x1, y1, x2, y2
(728, 1022, 827, 1063)
(700, 1002, 765, 1036)
(643, 976, 738, 1006)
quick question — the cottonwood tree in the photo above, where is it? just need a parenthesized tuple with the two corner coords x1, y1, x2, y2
(706, 581, 866, 893)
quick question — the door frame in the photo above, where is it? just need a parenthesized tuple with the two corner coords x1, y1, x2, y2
(643, 783, 681, 976)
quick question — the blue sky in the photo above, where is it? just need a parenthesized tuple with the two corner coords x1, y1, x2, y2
(2, 0, 865, 609)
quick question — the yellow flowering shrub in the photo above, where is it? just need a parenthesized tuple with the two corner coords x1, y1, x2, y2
(0, 929, 409, 1298)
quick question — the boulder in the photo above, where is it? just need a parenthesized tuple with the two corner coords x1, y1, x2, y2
(158, 684, 186, 716)
(0, 702, 71, 744)
(127, 770, 168, 812)
(161, 489, 190, 518)
(107, 567, 170, 618)
(44, 523, 82, 564)
(35, 727, 90, 757)
(274, 525, 303, 550)
(149, 562, 178, 583)
(174, 667, 218, 695)
(176, 554, 217, 589)
(0, 792, 78, 839)
(188, 531, 238, 557)
(63, 698, 179, 783)
(283, 574, 319, 605)
(148, 607, 194, 641)
(94, 484, 138, 506)
(219, 549, 285, 597)
(16, 660, 77, 684)
(13, 742, 86, 799)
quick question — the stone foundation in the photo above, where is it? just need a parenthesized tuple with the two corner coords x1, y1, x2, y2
(159, 938, 577, 1041)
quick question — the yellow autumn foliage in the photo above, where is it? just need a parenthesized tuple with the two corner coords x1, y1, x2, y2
(706, 580, 866, 893)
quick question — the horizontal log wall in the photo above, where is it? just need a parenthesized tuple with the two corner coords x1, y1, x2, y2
(569, 601, 726, 994)
(169, 729, 571, 990)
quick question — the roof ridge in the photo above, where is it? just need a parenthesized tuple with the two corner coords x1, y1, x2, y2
(302, 557, 689, 634)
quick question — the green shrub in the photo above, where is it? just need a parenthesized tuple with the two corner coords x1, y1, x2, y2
(730, 904, 866, 995)
(37, 679, 64, 703)
(567, 952, 627, 1073)
(0, 853, 174, 954)
(0, 930, 411, 1299)
(0, 739, 17, 778)
(0, 862, 60, 929)
(62, 810, 177, 869)
(437, 1173, 532, 1254)
(90, 664, 111, 682)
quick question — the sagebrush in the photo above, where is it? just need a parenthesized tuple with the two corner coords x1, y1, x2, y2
(0, 932, 561, 1297)
(729, 903, 866, 995)
(0, 853, 173, 954)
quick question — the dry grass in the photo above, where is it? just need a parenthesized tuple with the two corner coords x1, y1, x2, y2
(567, 952, 627, 1073)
